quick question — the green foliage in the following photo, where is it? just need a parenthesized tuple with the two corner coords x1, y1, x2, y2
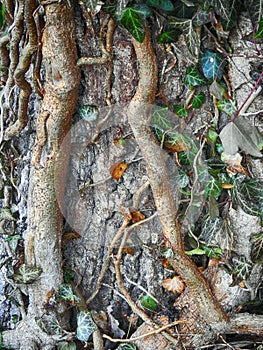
(120, 7, 145, 42)
(12, 264, 42, 284)
(255, 19, 263, 39)
(186, 245, 222, 258)
(0, 3, 5, 28)
(57, 342, 77, 350)
(231, 175, 263, 219)
(79, 105, 98, 122)
(252, 233, 263, 262)
(146, 0, 174, 11)
(64, 268, 76, 284)
(0, 208, 16, 221)
(56, 284, 80, 304)
(76, 311, 97, 342)
(205, 176, 222, 200)
(174, 104, 188, 117)
(140, 294, 157, 311)
(207, 128, 219, 143)
(217, 99, 236, 116)
(6, 235, 21, 252)
(201, 51, 226, 80)
(232, 255, 252, 280)
(184, 66, 206, 88)
(192, 91, 206, 108)
(158, 29, 182, 43)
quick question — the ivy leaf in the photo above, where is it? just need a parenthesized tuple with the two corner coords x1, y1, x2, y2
(6, 235, 21, 252)
(205, 177, 222, 200)
(133, 4, 152, 19)
(232, 255, 252, 280)
(217, 99, 236, 116)
(12, 264, 42, 284)
(158, 29, 182, 43)
(0, 3, 5, 28)
(146, 0, 174, 11)
(199, 217, 224, 246)
(184, 66, 206, 88)
(56, 284, 80, 304)
(140, 294, 157, 311)
(79, 105, 98, 122)
(76, 311, 97, 342)
(120, 7, 145, 43)
(57, 342, 76, 350)
(207, 128, 219, 143)
(252, 233, 263, 263)
(192, 91, 206, 108)
(255, 19, 263, 39)
(86, 0, 102, 15)
(232, 176, 263, 219)
(185, 247, 206, 255)
(174, 104, 188, 117)
(219, 117, 263, 157)
(201, 51, 226, 80)
(0, 208, 16, 221)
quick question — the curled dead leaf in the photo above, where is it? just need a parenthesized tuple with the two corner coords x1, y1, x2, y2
(164, 141, 188, 153)
(162, 276, 185, 295)
(109, 162, 127, 180)
(130, 209, 145, 223)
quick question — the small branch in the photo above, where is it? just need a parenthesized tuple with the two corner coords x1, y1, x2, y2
(103, 320, 187, 343)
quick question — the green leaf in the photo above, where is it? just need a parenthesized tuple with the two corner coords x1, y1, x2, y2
(201, 51, 226, 80)
(203, 245, 222, 258)
(151, 106, 172, 140)
(255, 20, 263, 39)
(133, 4, 152, 19)
(79, 105, 98, 122)
(173, 0, 197, 19)
(56, 284, 80, 303)
(0, 3, 5, 28)
(232, 256, 252, 280)
(184, 66, 206, 88)
(57, 342, 77, 350)
(174, 104, 188, 117)
(192, 91, 206, 108)
(64, 268, 76, 284)
(158, 29, 182, 43)
(0, 208, 16, 221)
(76, 311, 97, 342)
(205, 177, 222, 200)
(199, 217, 224, 246)
(146, 0, 174, 11)
(6, 235, 21, 251)
(185, 248, 206, 255)
(217, 99, 236, 116)
(232, 176, 263, 219)
(252, 233, 263, 263)
(120, 7, 145, 42)
(219, 116, 263, 157)
(207, 128, 218, 143)
(116, 344, 137, 350)
(140, 294, 157, 311)
(12, 264, 42, 284)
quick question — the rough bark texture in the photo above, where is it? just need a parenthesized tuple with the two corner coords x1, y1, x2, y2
(0, 4, 263, 350)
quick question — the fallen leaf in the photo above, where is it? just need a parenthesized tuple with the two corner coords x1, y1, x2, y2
(109, 162, 128, 180)
(221, 152, 248, 176)
(208, 258, 221, 267)
(219, 116, 263, 157)
(162, 276, 185, 294)
(122, 246, 135, 256)
(130, 209, 145, 223)
(164, 141, 188, 153)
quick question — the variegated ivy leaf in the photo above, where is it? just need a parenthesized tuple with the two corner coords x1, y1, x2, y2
(12, 264, 42, 284)
(79, 105, 98, 122)
(217, 99, 236, 116)
(57, 341, 77, 350)
(184, 66, 206, 88)
(201, 51, 226, 80)
(76, 311, 97, 342)
(0, 208, 16, 221)
(56, 284, 80, 304)
(120, 7, 145, 43)
(192, 91, 206, 109)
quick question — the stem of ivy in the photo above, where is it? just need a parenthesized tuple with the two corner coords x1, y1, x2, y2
(231, 69, 263, 122)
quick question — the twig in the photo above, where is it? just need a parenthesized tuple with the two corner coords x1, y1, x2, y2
(103, 320, 187, 343)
